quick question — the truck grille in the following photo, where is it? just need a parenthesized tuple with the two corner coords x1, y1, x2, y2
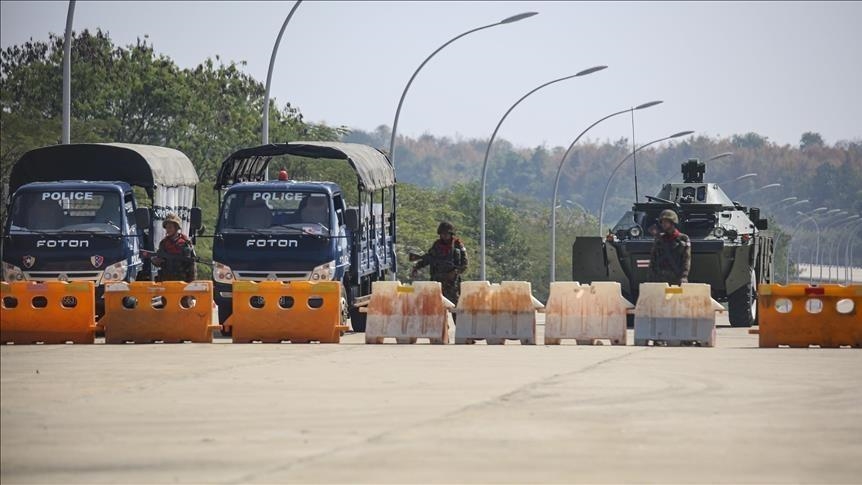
(234, 271, 310, 282)
(25, 271, 102, 282)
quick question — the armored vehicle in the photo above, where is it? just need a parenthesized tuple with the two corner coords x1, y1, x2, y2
(572, 159, 774, 327)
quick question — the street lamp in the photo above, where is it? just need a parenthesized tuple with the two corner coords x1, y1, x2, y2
(597, 130, 694, 239)
(735, 183, 781, 201)
(545, 101, 665, 282)
(62, 0, 76, 144)
(388, 11, 538, 169)
(828, 215, 860, 282)
(794, 210, 823, 283)
(719, 172, 757, 186)
(262, 1, 303, 145)
(765, 196, 797, 209)
(478, 64, 609, 280)
(844, 219, 862, 283)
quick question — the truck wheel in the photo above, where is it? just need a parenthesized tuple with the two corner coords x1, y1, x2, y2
(349, 306, 367, 333)
(728, 271, 755, 327)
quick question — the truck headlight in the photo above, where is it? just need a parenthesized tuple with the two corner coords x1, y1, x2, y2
(713, 227, 726, 238)
(213, 262, 235, 284)
(3, 262, 25, 282)
(628, 226, 642, 238)
(101, 261, 128, 283)
(310, 260, 335, 281)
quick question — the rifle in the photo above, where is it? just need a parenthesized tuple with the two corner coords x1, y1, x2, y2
(140, 249, 212, 266)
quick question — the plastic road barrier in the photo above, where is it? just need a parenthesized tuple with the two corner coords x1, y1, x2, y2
(633, 283, 723, 347)
(227, 281, 348, 343)
(454, 281, 544, 345)
(545, 281, 634, 345)
(758, 284, 861, 348)
(101, 281, 217, 344)
(1, 281, 96, 344)
(365, 281, 453, 344)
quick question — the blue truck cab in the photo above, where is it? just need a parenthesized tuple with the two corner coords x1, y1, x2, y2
(212, 142, 397, 332)
(2, 143, 201, 314)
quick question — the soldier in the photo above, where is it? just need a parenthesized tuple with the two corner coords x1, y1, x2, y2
(648, 209, 691, 285)
(410, 221, 468, 308)
(149, 213, 197, 282)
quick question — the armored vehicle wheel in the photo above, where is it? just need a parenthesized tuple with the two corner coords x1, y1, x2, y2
(728, 270, 756, 327)
(349, 306, 367, 332)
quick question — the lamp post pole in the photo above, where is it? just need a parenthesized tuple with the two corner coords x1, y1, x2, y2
(825, 214, 856, 282)
(478, 65, 609, 280)
(546, 101, 664, 282)
(62, 0, 76, 144)
(597, 130, 695, 239)
(388, 12, 538, 169)
(845, 220, 862, 283)
(262, 1, 303, 145)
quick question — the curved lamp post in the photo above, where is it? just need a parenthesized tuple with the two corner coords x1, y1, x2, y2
(262, 0, 303, 144)
(828, 215, 859, 282)
(545, 101, 664, 282)
(735, 183, 781, 201)
(62, 0, 76, 144)
(477, 65, 610, 280)
(597, 130, 694, 239)
(794, 210, 823, 283)
(719, 172, 757, 187)
(388, 11, 538, 169)
(844, 219, 862, 283)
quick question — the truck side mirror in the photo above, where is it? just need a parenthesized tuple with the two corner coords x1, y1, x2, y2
(134, 207, 151, 230)
(190, 207, 202, 233)
(345, 208, 360, 231)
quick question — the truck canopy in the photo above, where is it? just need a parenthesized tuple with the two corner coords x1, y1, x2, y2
(9, 143, 199, 194)
(8, 143, 199, 242)
(214, 142, 395, 191)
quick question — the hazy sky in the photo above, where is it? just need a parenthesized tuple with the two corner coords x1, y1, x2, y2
(2, 1, 861, 149)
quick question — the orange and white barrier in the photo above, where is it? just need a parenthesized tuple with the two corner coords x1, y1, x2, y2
(545, 281, 633, 345)
(633, 283, 723, 347)
(101, 281, 217, 344)
(454, 281, 543, 345)
(365, 281, 453, 344)
(1, 281, 96, 344)
(226, 281, 347, 343)
(758, 284, 861, 348)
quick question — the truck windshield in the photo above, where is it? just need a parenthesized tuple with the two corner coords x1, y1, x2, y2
(220, 191, 330, 233)
(7, 191, 123, 234)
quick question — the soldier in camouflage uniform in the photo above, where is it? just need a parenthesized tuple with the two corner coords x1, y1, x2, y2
(149, 213, 197, 282)
(648, 209, 691, 285)
(411, 221, 468, 307)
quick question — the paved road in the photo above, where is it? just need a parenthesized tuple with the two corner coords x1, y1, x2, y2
(2, 315, 861, 484)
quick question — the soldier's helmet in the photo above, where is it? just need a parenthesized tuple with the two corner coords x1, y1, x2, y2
(163, 213, 183, 230)
(437, 221, 455, 236)
(659, 209, 679, 225)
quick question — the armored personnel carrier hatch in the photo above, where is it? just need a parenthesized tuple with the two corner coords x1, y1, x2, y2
(572, 159, 774, 327)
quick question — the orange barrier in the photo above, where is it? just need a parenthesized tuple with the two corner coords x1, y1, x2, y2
(1, 281, 96, 344)
(365, 281, 453, 344)
(101, 281, 217, 344)
(758, 284, 861, 348)
(226, 281, 347, 343)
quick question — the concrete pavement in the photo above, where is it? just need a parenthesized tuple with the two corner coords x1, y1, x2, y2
(2, 316, 861, 484)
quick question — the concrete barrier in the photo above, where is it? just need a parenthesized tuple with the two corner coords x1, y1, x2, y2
(545, 281, 633, 345)
(365, 281, 453, 344)
(455, 281, 543, 345)
(633, 283, 722, 347)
